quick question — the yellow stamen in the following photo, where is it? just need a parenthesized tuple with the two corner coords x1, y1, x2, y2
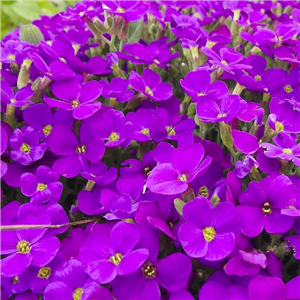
(262, 202, 272, 214)
(109, 253, 122, 265)
(178, 174, 188, 182)
(109, 132, 120, 142)
(43, 125, 52, 136)
(20, 143, 30, 154)
(17, 240, 30, 253)
(37, 183, 47, 191)
(283, 148, 293, 155)
(203, 227, 216, 242)
(142, 262, 156, 279)
(71, 100, 80, 108)
(141, 128, 150, 136)
(284, 85, 293, 93)
(73, 288, 83, 300)
(37, 267, 51, 279)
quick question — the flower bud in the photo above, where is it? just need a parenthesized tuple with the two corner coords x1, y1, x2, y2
(20, 24, 44, 46)
(148, 23, 158, 35)
(220, 122, 233, 151)
(174, 198, 185, 216)
(17, 59, 32, 89)
(93, 17, 109, 34)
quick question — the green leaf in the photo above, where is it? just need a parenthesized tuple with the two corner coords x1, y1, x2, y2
(12, 2, 42, 21)
(127, 19, 143, 44)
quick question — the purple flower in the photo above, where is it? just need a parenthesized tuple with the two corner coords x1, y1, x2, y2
(196, 95, 241, 123)
(99, 78, 134, 103)
(261, 133, 300, 166)
(44, 79, 102, 120)
(179, 196, 240, 261)
(111, 225, 192, 300)
(10, 126, 47, 166)
(146, 144, 212, 195)
(20, 165, 63, 205)
(232, 130, 259, 154)
(23, 103, 74, 140)
(44, 259, 100, 300)
(1, 81, 33, 109)
(201, 46, 252, 74)
(235, 155, 258, 178)
(1, 212, 60, 277)
(180, 69, 228, 101)
(48, 123, 105, 178)
(237, 175, 296, 237)
(1, 125, 8, 177)
(0, 40, 24, 64)
(286, 276, 300, 300)
(79, 221, 149, 284)
(129, 68, 173, 102)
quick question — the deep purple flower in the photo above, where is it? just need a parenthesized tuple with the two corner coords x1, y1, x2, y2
(23, 103, 74, 140)
(237, 175, 296, 237)
(129, 68, 173, 102)
(79, 221, 149, 284)
(1, 125, 8, 177)
(0, 40, 24, 64)
(261, 133, 300, 166)
(180, 69, 228, 101)
(44, 79, 102, 120)
(179, 196, 240, 261)
(99, 78, 134, 103)
(286, 276, 300, 299)
(10, 126, 47, 166)
(232, 130, 259, 154)
(146, 144, 211, 195)
(44, 259, 100, 300)
(1, 81, 33, 110)
(20, 165, 63, 205)
(48, 123, 105, 178)
(1, 213, 60, 277)
(111, 225, 192, 300)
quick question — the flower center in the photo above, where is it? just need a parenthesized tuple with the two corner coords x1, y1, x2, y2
(73, 288, 83, 300)
(197, 92, 205, 96)
(10, 98, 17, 103)
(76, 145, 86, 154)
(109, 132, 120, 142)
(142, 262, 156, 279)
(283, 148, 293, 155)
(37, 267, 51, 279)
(144, 166, 151, 176)
(13, 276, 19, 284)
(262, 201, 272, 214)
(7, 54, 15, 60)
(109, 253, 123, 265)
(154, 59, 160, 64)
(43, 125, 52, 136)
(178, 173, 188, 182)
(203, 227, 216, 242)
(221, 60, 228, 66)
(166, 126, 175, 135)
(116, 7, 125, 12)
(71, 100, 80, 108)
(275, 121, 284, 132)
(59, 57, 66, 63)
(141, 128, 150, 136)
(254, 75, 261, 81)
(145, 86, 154, 96)
(199, 186, 209, 198)
(37, 183, 47, 191)
(284, 85, 293, 93)
(20, 143, 31, 154)
(217, 113, 227, 118)
(17, 240, 30, 253)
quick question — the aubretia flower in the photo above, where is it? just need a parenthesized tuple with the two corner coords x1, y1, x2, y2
(1, 81, 34, 109)
(1, 125, 8, 176)
(20, 165, 63, 205)
(261, 133, 300, 166)
(10, 126, 47, 166)
(129, 68, 173, 102)
(44, 259, 100, 300)
(79, 221, 149, 284)
(146, 144, 212, 195)
(237, 175, 296, 237)
(44, 78, 102, 120)
(180, 69, 228, 101)
(179, 196, 240, 261)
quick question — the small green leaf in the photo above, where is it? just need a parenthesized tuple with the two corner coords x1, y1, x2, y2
(127, 19, 143, 44)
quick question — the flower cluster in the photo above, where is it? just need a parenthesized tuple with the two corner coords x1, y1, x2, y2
(1, 1, 300, 299)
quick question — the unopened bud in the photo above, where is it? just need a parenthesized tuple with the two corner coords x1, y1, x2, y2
(220, 122, 233, 151)
(106, 14, 114, 29)
(174, 198, 185, 216)
(20, 24, 44, 46)
(17, 59, 32, 89)
(93, 17, 109, 34)
(148, 23, 158, 35)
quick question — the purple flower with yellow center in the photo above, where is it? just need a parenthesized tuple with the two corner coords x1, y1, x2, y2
(111, 225, 192, 300)
(23, 103, 74, 140)
(48, 123, 105, 178)
(266, 67, 300, 100)
(180, 69, 228, 102)
(79, 221, 149, 284)
(44, 78, 102, 120)
(261, 133, 300, 166)
(0, 40, 24, 64)
(99, 78, 134, 103)
(1, 212, 60, 277)
(10, 126, 47, 166)
(1, 81, 33, 110)
(237, 175, 296, 237)
(146, 143, 212, 195)
(44, 259, 100, 300)
(1, 125, 8, 177)
(129, 68, 173, 102)
(20, 165, 63, 205)
(196, 95, 241, 123)
(268, 98, 300, 133)
(201, 46, 252, 74)
(91, 108, 133, 148)
(179, 196, 240, 261)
